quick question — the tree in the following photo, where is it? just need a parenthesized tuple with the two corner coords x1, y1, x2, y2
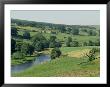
(49, 36, 56, 42)
(27, 45, 34, 56)
(88, 40, 94, 46)
(55, 41, 62, 48)
(51, 48, 61, 59)
(88, 30, 97, 36)
(83, 42, 88, 46)
(11, 38, 16, 54)
(42, 40, 49, 48)
(12, 51, 25, 59)
(34, 41, 44, 51)
(49, 41, 56, 48)
(32, 33, 49, 51)
(23, 31, 30, 39)
(21, 43, 29, 55)
(49, 41, 62, 48)
(11, 26, 18, 37)
(82, 29, 87, 32)
(95, 39, 100, 46)
(68, 37, 72, 42)
(49, 35, 62, 48)
(85, 48, 98, 62)
(70, 41, 79, 47)
(16, 42, 23, 51)
(65, 37, 72, 47)
(32, 33, 46, 45)
(71, 28, 79, 35)
(66, 41, 70, 47)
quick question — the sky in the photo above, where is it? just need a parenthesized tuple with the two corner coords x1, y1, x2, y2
(11, 10, 100, 25)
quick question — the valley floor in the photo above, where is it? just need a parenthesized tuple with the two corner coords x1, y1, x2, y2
(12, 46, 100, 77)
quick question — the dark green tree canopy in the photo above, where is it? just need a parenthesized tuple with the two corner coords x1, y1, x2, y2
(11, 38, 16, 54)
(12, 51, 25, 59)
(71, 28, 79, 35)
(51, 48, 62, 59)
(11, 26, 18, 37)
(23, 31, 30, 39)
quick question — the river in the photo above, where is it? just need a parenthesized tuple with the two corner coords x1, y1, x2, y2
(11, 55, 51, 73)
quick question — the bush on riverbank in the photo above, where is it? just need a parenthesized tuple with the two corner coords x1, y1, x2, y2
(51, 48, 62, 59)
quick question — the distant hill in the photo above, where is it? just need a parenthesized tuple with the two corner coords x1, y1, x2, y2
(11, 19, 99, 29)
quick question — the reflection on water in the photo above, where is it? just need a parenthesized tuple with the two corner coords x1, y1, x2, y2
(11, 55, 51, 73)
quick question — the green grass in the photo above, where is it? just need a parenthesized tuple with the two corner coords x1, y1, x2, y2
(12, 46, 100, 77)
(60, 46, 99, 53)
(11, 55, 36, 65)
(18, 30, 99, 44)
(17, 26, 99, 42)
(12, 26, 100, 77)
(12, 55, 100, 77)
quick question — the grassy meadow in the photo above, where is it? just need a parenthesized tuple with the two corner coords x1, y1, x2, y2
(12, 46, 100, 77)
(11, 19, 100, 77)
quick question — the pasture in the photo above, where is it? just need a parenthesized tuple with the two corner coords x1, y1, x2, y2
(12, 46, 100, 77)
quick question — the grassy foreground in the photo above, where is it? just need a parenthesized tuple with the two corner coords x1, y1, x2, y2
(12, 46, 100, 77)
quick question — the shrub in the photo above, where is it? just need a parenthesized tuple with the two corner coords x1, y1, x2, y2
(83, 42, 88, 46)
(49, 42, 56, 48)
(16, 42, 23, 51)
(12, 51, 25, 59)
(23, 31, 30, 39)
(51, 48, 61, 59)
(94, 39, 100, 46)
(65, 37, 72, 47)
(86, 48, 99, 62)
(70, 41, 79, 47)
(88, 40, 94, 46)
(34, 41, 44, 52)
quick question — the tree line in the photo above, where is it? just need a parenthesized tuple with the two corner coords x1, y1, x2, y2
(11, 19, 99, 36)
(11, 26, 62, 60)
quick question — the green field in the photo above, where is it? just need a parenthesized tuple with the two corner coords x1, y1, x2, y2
(11, 19, 100, 77)
(12, 46, 100, 77)
(17, 26, 99, 42)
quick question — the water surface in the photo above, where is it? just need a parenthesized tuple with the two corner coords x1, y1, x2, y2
(11, 55, 51, 73)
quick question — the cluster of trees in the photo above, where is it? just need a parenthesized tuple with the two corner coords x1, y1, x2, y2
(83, 40, 100, 46)
(11, 26, 18, 37)
(81, 29, 97, 36)
(11, 19, 99, 60)
(79, 26, 96, 29)
(11, 26, 62, 59)
(11, 39, 34, 59)
(32, 33, 49, 51)
(23, 31, 30, 39)
(49, 36, 62, 48)
(65, 37, 100, 47)
(49, 36, 62, 59)
(31, 34, 62, 59)
(88, 30, 97, 36)
(11, 26, 31, 39)
(65, 37, 79, 47)
(11, 19, 98, 36)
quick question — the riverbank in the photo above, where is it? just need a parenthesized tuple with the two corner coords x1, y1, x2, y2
(12, 46, 100, 77)
(11, 54, 51, 73)
(12, 55, 100, 77)
(11, 49, 51, 66)
(11, 55, 36, 66)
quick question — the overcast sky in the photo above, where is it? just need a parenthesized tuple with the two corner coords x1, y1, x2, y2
(11, 10, 100, 25)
